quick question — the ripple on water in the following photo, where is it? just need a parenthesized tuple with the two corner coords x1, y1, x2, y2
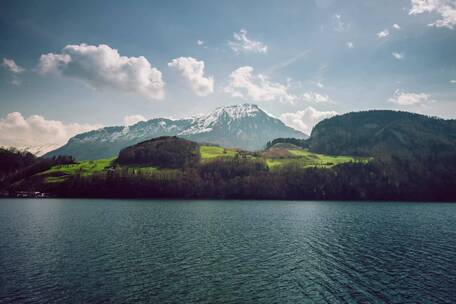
(0, 199, 455, 304)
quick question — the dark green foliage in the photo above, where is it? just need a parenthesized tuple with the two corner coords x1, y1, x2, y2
(270, 111, 456, 163)
(33, 155, 456, 201)
(117, 136, 200, 168)
(3, 155, 75, 190)
(266, 138, 309, 149)
(308, 110, 456, 161)
(198, 157, 268, 180)
(0, 148, 36, 178)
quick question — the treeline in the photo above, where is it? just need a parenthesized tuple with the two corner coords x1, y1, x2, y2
(38, 156, 456, 201)
(1, 154, 75, 189)
(265, 138, 308, 149)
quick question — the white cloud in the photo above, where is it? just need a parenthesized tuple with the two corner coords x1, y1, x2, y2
(197, 40, 204, 46)
(300, 92, 331, 103)
(392, 52, 405, 59)
(38, 53, 71, 74)
(450, 80, 456, 83)
(38, 43, 165, 100)
(377, 29, 390, 38)
(0, 112, 102, 153)
(2, 58, 25, 74)
(123, 114, 146, 126)
(168, 57, 214, 96)
(346, 42, 354, 48)
(228, 29, 268, 54)
(280, 107, 338, 135)
(393, 23, 401, 29)
(332, 14, 350, 32)
(225, 67, 332, 105)
(389, 89, 431, 106)
(224, 66, 294, 103)
(409, 0, 456, 29)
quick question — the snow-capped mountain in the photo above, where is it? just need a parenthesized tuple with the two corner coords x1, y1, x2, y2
(44, 104, 307, 160)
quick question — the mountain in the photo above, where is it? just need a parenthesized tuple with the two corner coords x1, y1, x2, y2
(183, 104, 306, 150)
(44, 104, 307, 160)
(307, 110, 456, 160)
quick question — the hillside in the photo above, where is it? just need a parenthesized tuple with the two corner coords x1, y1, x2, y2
(271, 110, 456, 161)
(311, 111, 456, 158)
(262, 144, 367, 169)
(118, 137, 200, 168)
(0, 148, 36, 179)
(18, 139, 362, 187)
(5, 126, 456, 201)
(44, 104, 307, 160)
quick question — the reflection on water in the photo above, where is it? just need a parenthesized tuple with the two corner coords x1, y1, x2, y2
(0, 199, 455, 303)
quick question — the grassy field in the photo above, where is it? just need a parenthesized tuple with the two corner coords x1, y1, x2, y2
(41, 157, 164, 183)
(199, 145, 238, 159)
(199, 145, 366, 169)
(265, 149, 368, 169)
(41, 158, 116, 183)
(43, 158, 115, 176)
(40, 146, 369, 183)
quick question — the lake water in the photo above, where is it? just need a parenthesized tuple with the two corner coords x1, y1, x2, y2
(0, 199, 455, 303)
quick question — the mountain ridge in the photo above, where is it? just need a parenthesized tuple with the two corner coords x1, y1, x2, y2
(44, 103, 307, 160)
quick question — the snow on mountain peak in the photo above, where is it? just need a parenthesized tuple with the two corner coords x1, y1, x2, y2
(45, 103, 307, 159)
(179, 104, 264, 135)
(215, 103, 261, 118)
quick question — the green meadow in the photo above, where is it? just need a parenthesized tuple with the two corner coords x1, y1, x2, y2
(40, 145, 369, 183)
(266, 149, 368, 169)
(40, 158, 115, 183)
(199, 145, 238, 159)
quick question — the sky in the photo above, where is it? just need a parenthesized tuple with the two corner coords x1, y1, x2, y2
(1, 0, 455, 150)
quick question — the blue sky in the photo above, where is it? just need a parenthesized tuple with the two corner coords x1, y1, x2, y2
(0, 0, 455, 150)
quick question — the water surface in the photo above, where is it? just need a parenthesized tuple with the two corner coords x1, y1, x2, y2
(0, 199, 455, 303)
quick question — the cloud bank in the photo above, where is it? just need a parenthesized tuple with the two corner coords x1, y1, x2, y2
(168, 57, 214, 96)
(409, 0, 456, 29)
(389, 89, 431, 106)
(38, 43, 165, 100)
(0, 112, 102, 154)
(280, 107, 338, 135)
(225, 66, 294, 103)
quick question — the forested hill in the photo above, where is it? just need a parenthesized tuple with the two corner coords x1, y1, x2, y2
(0, 148, 36, 179)
(271, 110, 456, 161)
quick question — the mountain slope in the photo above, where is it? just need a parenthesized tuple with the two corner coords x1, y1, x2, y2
(44, 104, 307, 160)
(184, 104, 305, 151)
(307, 110, 456, 160)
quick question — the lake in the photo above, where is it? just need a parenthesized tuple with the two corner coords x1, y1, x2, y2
(0, 199, 455, 303)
